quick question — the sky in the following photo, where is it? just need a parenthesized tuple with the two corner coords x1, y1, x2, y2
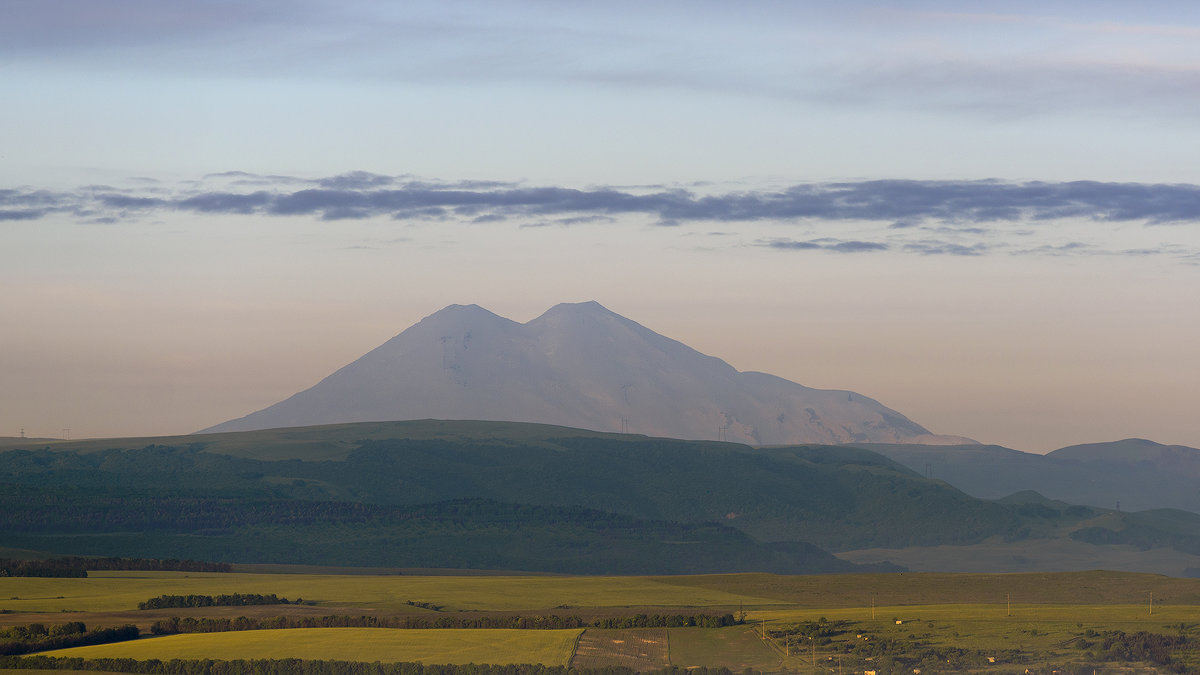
(3, 0, 1200, 452)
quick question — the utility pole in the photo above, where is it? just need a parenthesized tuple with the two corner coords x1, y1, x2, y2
(1007, 593, 1011, 617)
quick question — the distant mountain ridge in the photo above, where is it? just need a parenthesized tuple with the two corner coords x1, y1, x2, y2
(855, 438, 1200, 514)
(202, 301, 971, 446)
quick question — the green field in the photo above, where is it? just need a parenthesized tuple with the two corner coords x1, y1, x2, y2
(0, 571, 777, 614)
(5, 570, 1200, 672)
(669, 625, 781, 672)
(9, 569, 1196, 616)
(42, 627, 582, 665)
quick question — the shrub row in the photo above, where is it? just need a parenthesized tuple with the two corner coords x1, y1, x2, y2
(150, 613, 737, 635)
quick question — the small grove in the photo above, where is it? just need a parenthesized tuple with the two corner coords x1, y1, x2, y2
(138, 593, 296, 610)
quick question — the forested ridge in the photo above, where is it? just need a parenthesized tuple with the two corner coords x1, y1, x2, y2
(0, 556, 232, 577)
(0, 420, 1146, 572)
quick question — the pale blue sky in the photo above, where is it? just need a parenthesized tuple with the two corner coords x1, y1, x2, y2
(3, 1, 1200, 450)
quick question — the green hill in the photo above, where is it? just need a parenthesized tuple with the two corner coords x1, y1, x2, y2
(0, 419, 1157, 573)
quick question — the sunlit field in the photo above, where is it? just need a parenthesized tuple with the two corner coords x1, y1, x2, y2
(43, 627, 582, 665)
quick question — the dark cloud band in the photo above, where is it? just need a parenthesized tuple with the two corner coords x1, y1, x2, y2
(8, 174, 1200, 226)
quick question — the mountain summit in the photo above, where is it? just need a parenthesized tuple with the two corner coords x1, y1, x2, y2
(201, 301, 968, 445)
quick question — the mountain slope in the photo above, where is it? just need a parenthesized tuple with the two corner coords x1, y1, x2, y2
(202, 302, 963, 445)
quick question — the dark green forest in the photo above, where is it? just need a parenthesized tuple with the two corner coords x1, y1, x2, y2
(0, 420, 1163, 574)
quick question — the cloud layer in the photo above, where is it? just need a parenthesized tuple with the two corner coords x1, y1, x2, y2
(7, 172, 1200, 262)
(11, 173, 1200, 223)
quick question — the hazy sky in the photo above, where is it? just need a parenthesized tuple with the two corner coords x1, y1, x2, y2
(4, 0, 1200, 452)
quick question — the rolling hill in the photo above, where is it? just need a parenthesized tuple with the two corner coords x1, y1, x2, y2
(8, 419, 1196, 574)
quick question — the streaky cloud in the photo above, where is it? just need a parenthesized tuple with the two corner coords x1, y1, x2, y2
(762, 238, 888, 253)
(177, 191, 272, 214)
(9, 175, 1200, 227)
(0, 209, 45, 221)
(903, 240, 991, 256)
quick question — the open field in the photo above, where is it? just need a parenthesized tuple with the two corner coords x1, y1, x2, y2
(4, 570, 1200, 672)
(42, 627, 582, 665)
(669, 625, 781, 672)
(571, 628, 669, 671)
(0, 571, 777, 615)
(9, 570, 1198, 617)
(655, 570, 1200, 607)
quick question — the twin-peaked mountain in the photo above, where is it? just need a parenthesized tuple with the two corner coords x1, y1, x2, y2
(203, 301, 968, 446)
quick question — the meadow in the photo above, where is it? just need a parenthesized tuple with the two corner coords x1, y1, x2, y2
(41, 627, 582, 665)
(3, 570, 1200, 673)
(0, 570, 775, 614)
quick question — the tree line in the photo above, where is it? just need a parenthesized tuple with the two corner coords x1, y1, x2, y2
(150, 613, 737, 635)
(0, 623, 139, 656)
(139, 593, 295, 610)
(0, 655, 745, 675)
(0, 556, 232, 578)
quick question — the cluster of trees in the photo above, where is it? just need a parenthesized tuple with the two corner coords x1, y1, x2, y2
(0, 561, 86, 578)
(1092, 630, 1193, 671)
(767, 617, 850, 642)
(0, 623, 139, 656)
(0, 655, 688, 675)
(139, 593, 294, 610)
(149, 613, 737, 636)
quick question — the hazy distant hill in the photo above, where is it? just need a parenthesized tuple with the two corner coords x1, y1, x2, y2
(5, 420, 1198, 574)
(855, 438, 1200, 514)
(0, 420, 1026, 572)
(201, 302, 970, 446)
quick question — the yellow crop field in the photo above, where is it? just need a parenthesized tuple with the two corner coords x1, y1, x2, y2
(42, 627, 583, 665)
(0, 571, 777, 614)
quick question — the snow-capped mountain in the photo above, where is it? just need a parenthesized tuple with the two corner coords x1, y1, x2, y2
(201, 301, 970, 445)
